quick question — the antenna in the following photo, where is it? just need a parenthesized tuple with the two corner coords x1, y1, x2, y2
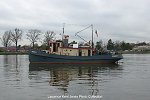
(63, 23, 65, 35)
(61, 23, 65, 40)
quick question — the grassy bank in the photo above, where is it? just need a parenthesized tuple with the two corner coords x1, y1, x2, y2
(0, 52, 28, 55)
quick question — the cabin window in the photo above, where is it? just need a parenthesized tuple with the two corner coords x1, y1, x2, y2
(53, 43, 56, 52)
(57, 43, 60, 47)
(88, 50, 91, 56)
(70, 50, 72, 51)
(79, 50, 82, 56)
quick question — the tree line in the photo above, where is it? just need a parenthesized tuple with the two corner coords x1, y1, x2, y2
(95, 39, 149, 52)
(0, 28, 55, 51)
(1, 28, 149, 52)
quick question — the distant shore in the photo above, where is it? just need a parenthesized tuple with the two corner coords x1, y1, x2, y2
(0, 52, 28, 55)
(122, 51, 150, 54)
(0, 51, 150, 55)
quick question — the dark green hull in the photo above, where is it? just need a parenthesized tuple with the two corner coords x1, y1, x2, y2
(29, 51, 123, 64)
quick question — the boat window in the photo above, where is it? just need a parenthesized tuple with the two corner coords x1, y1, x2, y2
(79, 50, 82, 56)
(57, 43, 60, 47)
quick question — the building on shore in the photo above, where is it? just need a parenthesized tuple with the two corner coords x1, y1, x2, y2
(133, 45, 150, 51)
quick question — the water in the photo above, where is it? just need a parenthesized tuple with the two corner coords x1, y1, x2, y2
(0, 54, 150, 100)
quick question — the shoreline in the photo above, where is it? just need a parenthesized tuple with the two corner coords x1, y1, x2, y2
(0, 51, 150, 55)
(122, 51, 150, 54)
(0, 52, 28, 55)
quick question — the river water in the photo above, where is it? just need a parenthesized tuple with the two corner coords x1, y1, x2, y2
(0, 54, 150, 100)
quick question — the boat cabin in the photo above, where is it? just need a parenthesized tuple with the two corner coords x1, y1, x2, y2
(49, 35, 92, 56)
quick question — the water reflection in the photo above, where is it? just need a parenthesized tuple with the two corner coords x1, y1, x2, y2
(3, 55, 19, 72)
(2, 55, 28, 89)
(1, 55, 150, 100)
(29, 63, 123, 96)
(3, 55, 9, 64)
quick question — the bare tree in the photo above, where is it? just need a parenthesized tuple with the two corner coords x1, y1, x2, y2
(1, 31, 12, 48)
(11, 28, 22, 52)
(44, 31, 55, 45)
(26, 29, 41, 48)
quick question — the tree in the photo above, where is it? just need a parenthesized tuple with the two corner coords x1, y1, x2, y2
(26, 29, 41, 48)
(120, 41, 134, 51)
(95, 40, 103, 51)
(43, 31, 55, 46)
(40, 43, 47, 50)
(120, 41, 126, 51)
(34, 43, 39, 49)
(1, 31, 11, 48)
(107, 39, 114, 50)
(136, 42, 147, 46)
(11, 28, 22, 52)
(114, 41, 121, 51)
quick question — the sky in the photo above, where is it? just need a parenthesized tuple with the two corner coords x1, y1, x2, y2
(0, 0, 150, 46)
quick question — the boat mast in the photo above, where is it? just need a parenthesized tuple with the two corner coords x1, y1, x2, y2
(62, 23, 65, 40)
(63, 23, 65, 35)
(74, 24, 94, 56)
(91, 24, 93, 56)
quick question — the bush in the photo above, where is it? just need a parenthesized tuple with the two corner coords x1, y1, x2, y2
(0, 48, 4, 52)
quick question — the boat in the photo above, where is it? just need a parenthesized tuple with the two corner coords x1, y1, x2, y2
(29, 24, 123, 64)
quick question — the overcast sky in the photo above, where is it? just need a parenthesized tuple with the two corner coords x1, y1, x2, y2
(0, 0, 150, 46)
